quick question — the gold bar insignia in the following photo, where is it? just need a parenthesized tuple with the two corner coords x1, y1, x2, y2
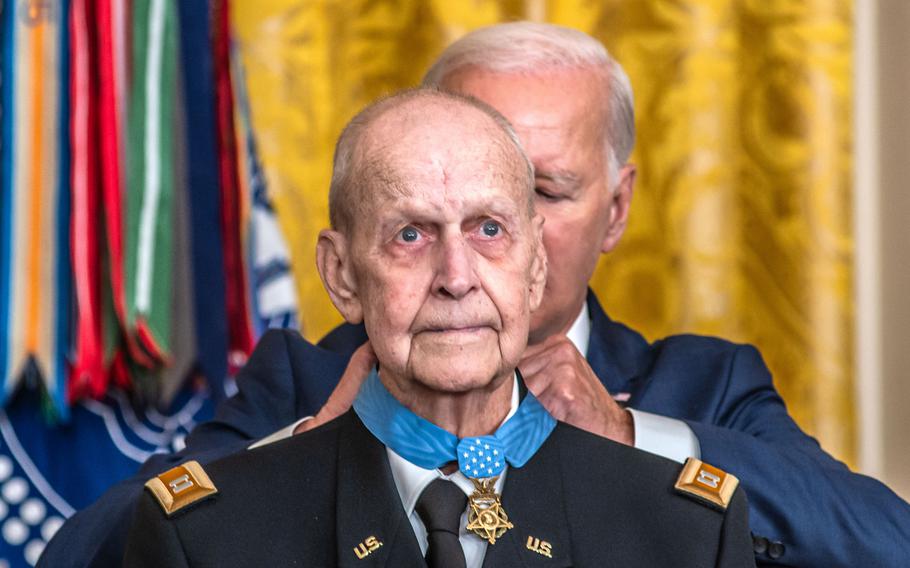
(674, 458, 738, 511)
(145, 460, 218, 516)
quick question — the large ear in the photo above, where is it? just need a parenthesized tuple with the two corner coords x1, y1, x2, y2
(528, 214, 548, 313)
(600, 163, 636, 254)
(316, 229, 364, 324)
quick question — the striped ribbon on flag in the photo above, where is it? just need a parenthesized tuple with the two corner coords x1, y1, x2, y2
(126, 0, 177, 367)
(231, 48, 300, 335)
(0, 0, 18, 410)
(69, 0, 106, 401)
(154, 47, 199, 407)
(55, 0, 74, 417)
(98, 0, 144, 388)
(101, 0, 150, 395)
(104, 0, 135, 396)
(176, 0, 229, 398)
(1, 1, 71, 417)
(98, 0, 129, 336)
(213, 0, 255, 373)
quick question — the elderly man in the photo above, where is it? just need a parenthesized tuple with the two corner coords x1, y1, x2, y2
(42, 22, 910, 568)
(122, 90, 753, 567)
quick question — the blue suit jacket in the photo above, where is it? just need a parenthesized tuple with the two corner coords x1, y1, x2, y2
(40, 292, 910, 567)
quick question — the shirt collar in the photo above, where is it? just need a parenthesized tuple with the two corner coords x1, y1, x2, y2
(388, 373, 518, 515)
(565, 301, 592, 355)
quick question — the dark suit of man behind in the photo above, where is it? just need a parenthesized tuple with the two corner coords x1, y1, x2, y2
(124, 410, 753, 567)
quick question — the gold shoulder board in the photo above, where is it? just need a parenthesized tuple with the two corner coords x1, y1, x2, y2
(145, 460, 218, 516)
(674, 458, 738, 511)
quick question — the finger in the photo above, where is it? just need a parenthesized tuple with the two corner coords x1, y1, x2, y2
(521, 336, 584, 373)
(518, 353, 560, 394)
(521, 334, 573, 369)
(521, 333, 567, 360)
(346, 340, 377, 379)
(522, 361, 562, 399)
(532, 388, 569, 421)
(321, 341, 376, 418)
(293, 417, 316, 435)
(521, 345, 586, 395)
(517, 351, 552, 381)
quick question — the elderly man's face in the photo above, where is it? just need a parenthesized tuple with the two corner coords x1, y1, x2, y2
(320, 100, 545, 396)
(441, 67, 634, 344)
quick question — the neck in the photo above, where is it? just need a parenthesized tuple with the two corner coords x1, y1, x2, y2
(380, 368, 514, 439)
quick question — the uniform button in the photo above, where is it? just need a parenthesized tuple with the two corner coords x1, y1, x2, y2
(768, 541, 785, 559)
(752, 535, 768, 554)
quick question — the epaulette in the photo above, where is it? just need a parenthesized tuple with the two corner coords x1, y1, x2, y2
(674, 458, 738, 511)
(145, 460, 218, 517)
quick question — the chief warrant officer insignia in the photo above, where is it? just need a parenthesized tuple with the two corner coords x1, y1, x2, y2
(674, 458, 738, 511)
(145, 461, 218, 516)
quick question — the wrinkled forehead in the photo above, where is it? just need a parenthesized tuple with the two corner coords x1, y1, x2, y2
(362, 98, 522, 163)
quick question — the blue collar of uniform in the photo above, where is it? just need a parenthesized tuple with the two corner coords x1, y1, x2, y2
(353, 368, 556, 479)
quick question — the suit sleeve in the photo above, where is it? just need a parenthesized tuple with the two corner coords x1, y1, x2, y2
(685, 345, 910, 566)
(715, 485, 756, 567)
(39, 329, 335, 568)
(122, 491, 191, 568)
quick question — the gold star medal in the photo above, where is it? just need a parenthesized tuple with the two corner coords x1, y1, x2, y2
(465, 476, 513, 545)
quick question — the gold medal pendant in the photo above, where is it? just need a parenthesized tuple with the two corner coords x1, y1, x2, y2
(465, 476, 513, 545)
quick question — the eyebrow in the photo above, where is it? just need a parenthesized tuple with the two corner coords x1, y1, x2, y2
(462, 196, 522, 220)
(374, 195, 522, 228)
(536, 169, 581, 188)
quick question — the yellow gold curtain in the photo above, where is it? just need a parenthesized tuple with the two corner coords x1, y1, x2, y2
(232, 0, 855, 464)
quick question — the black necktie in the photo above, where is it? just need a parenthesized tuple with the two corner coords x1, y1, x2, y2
(415, 478, 468, 568)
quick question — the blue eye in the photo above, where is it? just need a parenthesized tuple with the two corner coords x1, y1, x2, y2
(481, 220, 501, 237)
(399, 226, 420, 242)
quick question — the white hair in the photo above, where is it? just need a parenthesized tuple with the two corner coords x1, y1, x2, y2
(422, 21, 635, 184)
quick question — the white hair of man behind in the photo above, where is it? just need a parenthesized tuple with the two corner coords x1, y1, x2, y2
(422, 21, 635, 185)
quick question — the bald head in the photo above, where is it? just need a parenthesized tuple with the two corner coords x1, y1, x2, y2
(328, 89, 534, 235)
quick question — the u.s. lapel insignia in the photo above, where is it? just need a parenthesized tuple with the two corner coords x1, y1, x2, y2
(466, 476, 513, 545)
(353, 535, 383, 559)
(145, 461, 218, 516)
(674, 458, 738, 511)
(526, 536, 553, 558)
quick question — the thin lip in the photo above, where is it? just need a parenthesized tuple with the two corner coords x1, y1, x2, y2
(418, 325, 495, 333)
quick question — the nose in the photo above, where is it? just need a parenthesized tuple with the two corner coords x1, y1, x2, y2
(432, 235, 479, 300)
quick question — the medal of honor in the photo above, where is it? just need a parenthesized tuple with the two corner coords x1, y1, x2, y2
(354, 371, 556, 547)
(465, 476, 513, 544)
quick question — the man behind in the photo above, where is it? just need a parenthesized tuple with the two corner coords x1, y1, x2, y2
(123, 88, 753, 567)
(41, 22, 910, 568)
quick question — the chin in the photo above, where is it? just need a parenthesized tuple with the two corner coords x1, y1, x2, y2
(410, 353, 503, 394)
(407, 329, 519, 392)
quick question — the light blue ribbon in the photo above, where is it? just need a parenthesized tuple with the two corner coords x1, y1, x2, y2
(353, 369, 556, 478)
